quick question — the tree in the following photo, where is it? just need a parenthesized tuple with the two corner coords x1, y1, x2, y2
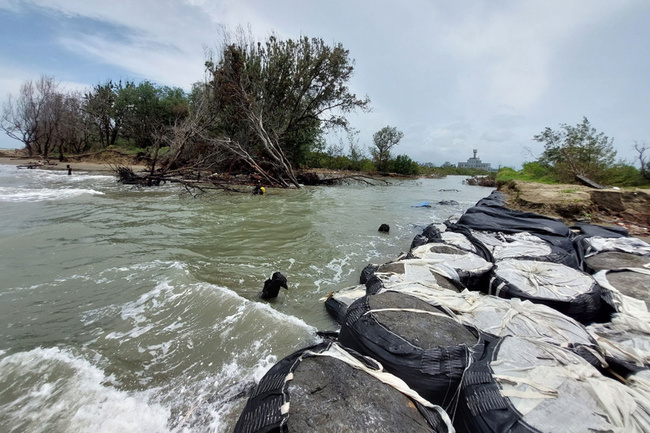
(84, 80, 131, 149)
(1, 76, 61, 157)
(391, 154, 419, 175)
(204, 30, 371, 187)
(534, 117, 616, 182)
(57, 92, 93, 155)
(372, 126, 403, 172)
(634, 141, 649, 180)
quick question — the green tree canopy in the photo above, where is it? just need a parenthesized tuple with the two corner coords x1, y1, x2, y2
(372, 126, 404, 172)
(204, 32, 370, 186)
(534, 117, 616, 182)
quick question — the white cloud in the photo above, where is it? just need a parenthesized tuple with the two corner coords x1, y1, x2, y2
(1, 0, 649, 166)
(439, 0, 632, 111)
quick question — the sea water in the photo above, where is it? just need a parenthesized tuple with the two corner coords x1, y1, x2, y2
(0, 164, 492, 432)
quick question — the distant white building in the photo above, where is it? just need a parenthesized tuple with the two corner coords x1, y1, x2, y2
(458, 149, 493, 170)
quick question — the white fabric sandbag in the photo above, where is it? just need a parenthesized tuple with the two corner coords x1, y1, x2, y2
(457, 336, 650, 433)
(489, 259, 601, 323)
(588, 313, 650, 369)
(410, 243, 493, 290)
(582, 236, 650, 258)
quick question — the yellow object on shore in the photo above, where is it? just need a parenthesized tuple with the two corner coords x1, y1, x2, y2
(261, 187, 266, 194)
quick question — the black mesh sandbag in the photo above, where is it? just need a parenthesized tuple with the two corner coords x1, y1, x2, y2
(339, 291, 485, 409)
(233, 342, 453, 433)
(455, 205, 573, 238)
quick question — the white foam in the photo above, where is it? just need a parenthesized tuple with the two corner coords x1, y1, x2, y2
(0, 186, 104, 202)
(197, 281, 318, 334)
(99, 279, 316, 351)
(0, 347, 171, 433)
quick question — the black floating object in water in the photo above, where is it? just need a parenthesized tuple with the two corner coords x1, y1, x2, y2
(261, 272, 288, 300)
(378, 223, 390, 233)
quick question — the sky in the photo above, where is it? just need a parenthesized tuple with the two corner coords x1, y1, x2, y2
(1, 0, 649, 169)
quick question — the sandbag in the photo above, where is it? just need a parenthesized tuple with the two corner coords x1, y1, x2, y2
(575, 235, 650, 273)
(410, 223, 444, 250)
(489, 259, 601, 323)
(468, 230, 578, 267)
(456, 336, 650, 433)
(595, 268, 650, 311)
(587, 312, 650, 375)
(323, 284, 367, 325)
(233, 342, 453, 433)
(359, 263, 379, 284)
(372, 260, 463, 292)
(410, 243, 493, 291)
(453, 205, 573, 239)
(585, 251, 650, 273)
(446, 206, 578, 265)
(377, 286, 605, 368)
(326, 257, 463, 325)
(439, 231, 480, 254)
(339, 291, 485, 409)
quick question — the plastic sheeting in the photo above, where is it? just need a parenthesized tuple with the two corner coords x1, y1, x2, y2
(454, 205, 573, 238)
(474, 190, 507, 207)
(410, 243, 493, 291)
(457, 336, 650, 433)
(489, 259, 601, 323)
(571, 222, 629, 238)
(578, 236, 650, 259)
(587, 313, 650, 371)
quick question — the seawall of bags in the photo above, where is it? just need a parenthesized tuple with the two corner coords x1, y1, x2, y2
(235, 191, 650, 432)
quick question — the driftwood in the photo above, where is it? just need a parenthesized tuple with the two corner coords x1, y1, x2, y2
(296, 170, 390, 186)
(575, 174, 604, 189)
(465, 176, 496, 187)
(114, 164, 392, 196)
(113, 165, 250, 196)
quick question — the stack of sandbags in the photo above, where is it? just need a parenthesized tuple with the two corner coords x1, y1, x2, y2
(372, 286, 605, 367)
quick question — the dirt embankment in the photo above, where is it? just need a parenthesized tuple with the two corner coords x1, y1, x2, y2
(498, 180, 650, 237)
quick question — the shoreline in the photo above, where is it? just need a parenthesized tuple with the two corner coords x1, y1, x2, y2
(0, 155, 148, 174)
(498, 179, 650, 241)
(2, 149, 648, 240)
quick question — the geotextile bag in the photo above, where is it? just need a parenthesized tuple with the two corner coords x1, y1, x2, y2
(339, 291, 486, 409)
(456, 336, 650, 433)
(410, 243, 493, 291)
(233, 342, 453, 433)
(488, 259, 601, 324)
(380, 286, 605, 368)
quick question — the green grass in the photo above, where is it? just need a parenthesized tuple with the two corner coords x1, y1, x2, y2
(496, 167, 558, 184)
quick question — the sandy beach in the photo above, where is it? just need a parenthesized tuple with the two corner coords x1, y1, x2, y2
(0, 152, 147, 174)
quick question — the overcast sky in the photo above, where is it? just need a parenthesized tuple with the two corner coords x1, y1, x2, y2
(1, 0, 649, 168)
